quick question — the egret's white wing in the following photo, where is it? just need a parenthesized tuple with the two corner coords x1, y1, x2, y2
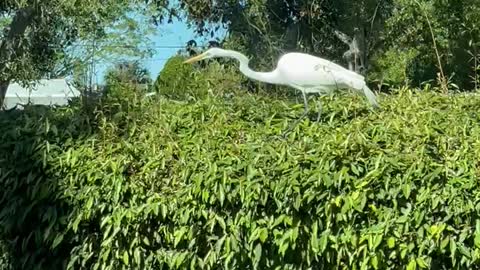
(312, 57, 365, 81)
(277, 52, 363, 89)
(312, 58, 379, 107)
(277, 52, 379, 107)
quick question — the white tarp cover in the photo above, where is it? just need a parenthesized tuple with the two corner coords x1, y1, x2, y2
(4, 79, 81, 109)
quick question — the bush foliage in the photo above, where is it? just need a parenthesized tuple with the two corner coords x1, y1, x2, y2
(153, 55, 244, 101)
(1, 82, 480, 269)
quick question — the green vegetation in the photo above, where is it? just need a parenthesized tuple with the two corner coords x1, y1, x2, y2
(0, 0, 164, 106)
(2, 0, 480, 269)
(177, 0, 480, 91)
(1, 80, 480, 269)
(153, 55, 245, 100)
(4, 0, 480, 107)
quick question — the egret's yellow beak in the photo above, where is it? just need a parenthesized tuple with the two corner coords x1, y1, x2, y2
(183, 53, 207, 64)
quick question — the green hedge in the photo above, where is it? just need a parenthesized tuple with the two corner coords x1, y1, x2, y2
(153, 55, 244, 101)
(1, 87, 480, 269)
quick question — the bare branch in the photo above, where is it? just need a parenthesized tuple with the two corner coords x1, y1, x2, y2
(333, 29, 352, 45)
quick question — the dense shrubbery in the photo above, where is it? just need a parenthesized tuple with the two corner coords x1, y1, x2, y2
(0, 240, 12, 270)
(1, 79, 480, 269)
(153, 55, 245, 101)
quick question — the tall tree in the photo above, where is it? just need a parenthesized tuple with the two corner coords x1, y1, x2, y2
(67, 7, 159, 91)
(373, 0, 480, 89)
(173, 0, 393, 74)
(0, 0, 169, 108)
(172, 0, 480, 90)
(104, 61, 152, 86)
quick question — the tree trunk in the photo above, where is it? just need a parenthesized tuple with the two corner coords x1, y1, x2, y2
(0, 6, 36, 109)
(285, 21, 299, 51)
(0, 81, 10, 109)
(334, 29, 359, 72)
(334, 28, 368, 75)
(354, 26, 368, 75)
(351, 37, 361, 73)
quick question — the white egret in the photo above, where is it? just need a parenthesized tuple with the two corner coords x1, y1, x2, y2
(184, 48, 379, 131)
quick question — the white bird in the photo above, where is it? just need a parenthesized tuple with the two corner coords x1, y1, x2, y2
(184, 48, 379, 132)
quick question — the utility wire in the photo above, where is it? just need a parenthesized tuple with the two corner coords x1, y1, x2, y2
(15, 41, 213, 49)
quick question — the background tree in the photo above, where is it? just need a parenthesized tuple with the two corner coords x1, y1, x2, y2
(166, 0, 480, 91)
(173, 0, 393, 74)
(374, 0, 480, 90)
(0, 0, 168, 108)
(68, 6, 160, 91)
(104, 61, 152, 88)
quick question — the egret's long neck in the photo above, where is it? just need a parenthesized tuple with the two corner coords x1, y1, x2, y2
(224, 50, 283, 85)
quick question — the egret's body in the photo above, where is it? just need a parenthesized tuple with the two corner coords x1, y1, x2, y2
(184, 48, 379, 132)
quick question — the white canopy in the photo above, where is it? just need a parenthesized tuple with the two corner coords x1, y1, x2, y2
(4, 79, 81, 109)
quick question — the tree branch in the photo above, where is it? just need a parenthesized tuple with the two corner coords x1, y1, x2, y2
(0, 6, 37, 108)
(333, 29, 352, 45)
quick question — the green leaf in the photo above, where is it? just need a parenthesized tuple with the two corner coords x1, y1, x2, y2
(475, 220, 480, 248)
(387, 237, 395, 249)
(401, 247, 408, 259)
(176, 252, 187, 268)
(440, 237, 449, 251)
(215, 235, 226, 254)
(360, 257, 369, 270)
(52, 233, 64, 249)
(279, 242, 288, 256)
(86, 197, 94, 211)
(259, 228, 268, 243)
(397, 215, 409, 223)
(371, 255, 379, 269)
(219, 184, 225, 206)
(373, 234, 383, 249)
(450, 238, 457, 257)
(416, 257, 428, 268)
(174, 228, 186, 247)
(123, 251, 129, 266)
(134, 248, 141, 265)
(161, 204, 168, 219)
(273, 215, 286, 228)
(253, 243, 262, 268)
(458, 244, 470, 258)
(216, 215, 226, 231)
(402, 183, 411, 198)
(319, 230, 329, 252)
(407, 258, 417, 270)
(143, 236, 150, 246)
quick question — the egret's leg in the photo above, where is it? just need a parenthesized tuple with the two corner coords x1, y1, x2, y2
(282, 91, 309, 137)
(316, 94, 323, 123)
(296, 90, 309, 122)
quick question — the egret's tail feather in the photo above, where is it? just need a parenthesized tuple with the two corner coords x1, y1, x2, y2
(362, 85, 379, 108)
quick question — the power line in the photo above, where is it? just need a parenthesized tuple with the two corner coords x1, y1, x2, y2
(23, 41, 214, 49)
(69, 44, 209, 49)
(94, 58, 173, 65)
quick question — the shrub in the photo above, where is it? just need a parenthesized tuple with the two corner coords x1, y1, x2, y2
(1, 87, 480, 269)
(369, 48, 419, 89)
(0, 240, 13, 270)
(153, 55, 244, 101)
(101, 61, 153, 111)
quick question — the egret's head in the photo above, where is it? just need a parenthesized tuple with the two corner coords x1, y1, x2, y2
(183, 48, 227, 64)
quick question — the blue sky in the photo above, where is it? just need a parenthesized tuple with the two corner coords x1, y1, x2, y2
(144, 19, 197, 78)
(95, 18, 227, 83)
